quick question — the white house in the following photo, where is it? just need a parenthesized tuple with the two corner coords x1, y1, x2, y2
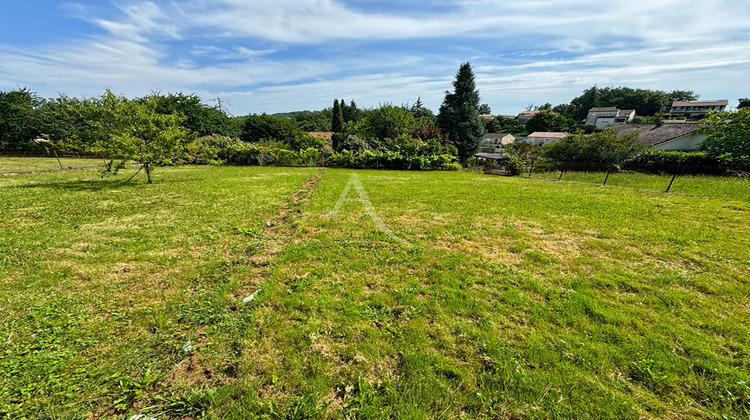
(480, 133, 515, 152)
(526, 132, 567, 146)
(616, 123, 706, 151)
(585, 107, 636, 129)
(669, 100, 728, 119)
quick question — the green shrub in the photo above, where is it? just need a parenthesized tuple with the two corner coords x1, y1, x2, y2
(328, 150, 453, 170)
(623, 150, 728, 175)
(505, 154, 529, 176)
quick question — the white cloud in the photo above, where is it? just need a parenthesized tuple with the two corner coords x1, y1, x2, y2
(1, 0, 748, 115)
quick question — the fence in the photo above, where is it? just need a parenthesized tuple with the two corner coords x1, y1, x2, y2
(479, 157, 749, 199)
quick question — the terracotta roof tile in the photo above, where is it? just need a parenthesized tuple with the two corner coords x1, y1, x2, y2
(527, 132, 567, 138)
(308, 132, 333, 140)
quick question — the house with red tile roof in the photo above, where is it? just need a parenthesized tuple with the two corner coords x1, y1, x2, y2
(526, 132, 567, 146)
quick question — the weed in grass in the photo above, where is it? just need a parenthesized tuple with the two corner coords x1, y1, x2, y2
(1, 161, 749, 418)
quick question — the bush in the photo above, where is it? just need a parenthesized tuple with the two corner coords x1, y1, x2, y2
(179, 135, 237, 165)
(328, 150, 454, 170)
(443, 162, 462, 171)
(335, 134, 370, 153)
(540, 127, 643, 171)
(622, 150, 728, 175)
(505, 154, 529, 176)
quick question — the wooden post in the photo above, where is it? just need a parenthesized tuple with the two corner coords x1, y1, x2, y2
(527, 159, 535, 178)
(558, 170, 563, 181)
(665, 173, 677, 192)
(603, 164, 613, 186)
(53, 150, 63, 170)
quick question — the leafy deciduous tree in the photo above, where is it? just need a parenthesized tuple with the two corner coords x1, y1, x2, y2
(74, 90, 188, 183)
(144, 92, 239, 138)
(356, 104, 419, 144)
(540, 127, 643, 171)
(525, 110, 573, 133)
(241, 114, 304, 146)
(700, 107, 750, 164)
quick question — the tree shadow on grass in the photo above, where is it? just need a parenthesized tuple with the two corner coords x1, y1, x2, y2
(9, 176, 203, 192)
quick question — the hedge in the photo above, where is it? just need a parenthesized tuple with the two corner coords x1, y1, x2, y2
(622, 150, 728, 175)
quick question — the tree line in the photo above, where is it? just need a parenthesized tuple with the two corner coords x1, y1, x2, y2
(1, 65, 747, 181)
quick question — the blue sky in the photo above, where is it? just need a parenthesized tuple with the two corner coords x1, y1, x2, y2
(1, 0, 749, 116)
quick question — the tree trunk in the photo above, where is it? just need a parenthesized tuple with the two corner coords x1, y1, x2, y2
(145, 162, 152, 184)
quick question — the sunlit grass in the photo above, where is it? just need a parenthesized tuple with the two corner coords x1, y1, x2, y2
(1, 160, 748, 418)
(0, 156, 103, 173)
(532, 170, 750, 202)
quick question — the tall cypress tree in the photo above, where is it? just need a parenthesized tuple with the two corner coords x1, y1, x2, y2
(331, 99, 344, 133)
(437, 62, 483, 164)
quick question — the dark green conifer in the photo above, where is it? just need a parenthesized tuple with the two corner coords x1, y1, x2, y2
(437, 62, 483, 164)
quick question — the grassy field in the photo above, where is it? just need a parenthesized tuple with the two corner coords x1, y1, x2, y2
(1, 161, 749, 418)
(0, 156, 103, 173)
(531, 170, 750, 202)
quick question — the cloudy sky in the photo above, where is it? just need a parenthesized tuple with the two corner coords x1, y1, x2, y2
(1, 0, 749, 116)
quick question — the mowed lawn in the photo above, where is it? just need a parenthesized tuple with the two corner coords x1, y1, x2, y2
(1, 161, 748, 418)
(0, 156, 103, 173)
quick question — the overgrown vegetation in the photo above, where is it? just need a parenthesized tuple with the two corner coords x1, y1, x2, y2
(700, 107, 750, 170)
(540, 127, 644, 172)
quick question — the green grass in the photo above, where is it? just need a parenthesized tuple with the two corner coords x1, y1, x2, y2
(532, 170, 750, 202)
(0, 156, 103, 173)
(1, 160, 749, 418)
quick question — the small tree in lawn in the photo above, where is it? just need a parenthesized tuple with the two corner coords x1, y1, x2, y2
(437, 62, 483, 165)
(75, 90, 187, 184)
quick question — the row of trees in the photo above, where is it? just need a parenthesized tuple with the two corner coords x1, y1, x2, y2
(501, 107, 750, 176)
(3, 65, 746, 180)
(562, 86, 698, 122)
(0, 88, 242, 152)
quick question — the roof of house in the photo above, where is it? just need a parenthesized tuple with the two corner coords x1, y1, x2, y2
(474, 152, 507, 160)
(671, 100, 728, 107)
(308, 131, 333, 139)
(480, 114, 495, 120)
(615, 123, 701, 146)
(588, 107, 619, 113)
(527, 132, 567, 138)
(617, 109, 635, 116)
(483, 132, 513, 139)
(517, 110, 540, 116)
